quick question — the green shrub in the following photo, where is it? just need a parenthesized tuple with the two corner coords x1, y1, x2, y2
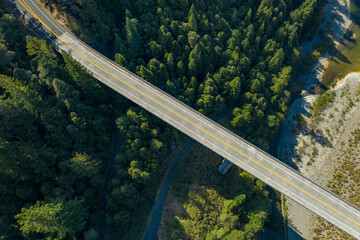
(312, 91, 335, 115)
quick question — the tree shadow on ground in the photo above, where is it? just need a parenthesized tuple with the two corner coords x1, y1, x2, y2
(308, 128, 333, 149)
(351, 8, 360, 26)
(329, 47, 352, 64)
(342, 29, 357, 45)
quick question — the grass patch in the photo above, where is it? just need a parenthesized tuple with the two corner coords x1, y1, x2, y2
(294, 114, 307, 129)
(311, 90, 335, 116)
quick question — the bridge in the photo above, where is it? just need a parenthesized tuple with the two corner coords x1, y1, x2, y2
(12, 0, 360, 238)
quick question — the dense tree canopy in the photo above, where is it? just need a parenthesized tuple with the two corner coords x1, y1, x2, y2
(0, 0, 327, 238)
(51, 0, 327, 149)
(47, 0, 327, 236)
(0, 8, 112, 239)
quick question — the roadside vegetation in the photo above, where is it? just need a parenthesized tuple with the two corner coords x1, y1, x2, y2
(0, 0, 330, 239)
(45, 0, 327, 150)
(45, 0, 329, 237)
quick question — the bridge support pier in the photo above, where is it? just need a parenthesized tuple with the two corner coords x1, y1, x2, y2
(218, 159, 233, 175)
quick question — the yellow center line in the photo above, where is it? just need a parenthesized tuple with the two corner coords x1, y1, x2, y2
(19, 0, 360, 228)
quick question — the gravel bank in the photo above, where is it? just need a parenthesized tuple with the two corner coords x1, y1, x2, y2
(279, 72, 360, 239)
(278, 0, 352, 238)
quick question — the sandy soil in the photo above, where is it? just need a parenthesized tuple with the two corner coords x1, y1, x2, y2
(280, 73, 360, 180)
(278, 0, 352, 239)
(279, 73, 360, 239)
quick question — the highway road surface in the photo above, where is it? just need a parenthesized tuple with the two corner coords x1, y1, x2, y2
(12, 0, 360, 238)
